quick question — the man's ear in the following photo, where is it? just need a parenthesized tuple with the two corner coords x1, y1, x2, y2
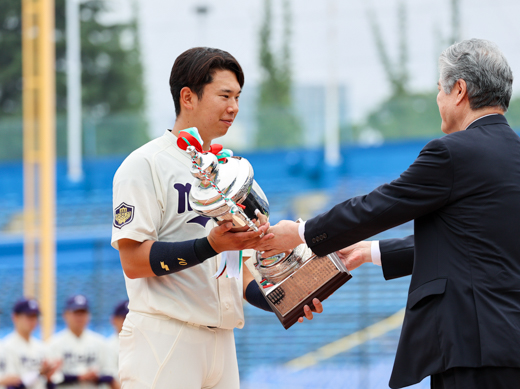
(455, 79, 468, 106)
(180, 86, 196, 111)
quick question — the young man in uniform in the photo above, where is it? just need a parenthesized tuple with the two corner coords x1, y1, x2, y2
(48, 295, 117, 389)
(111, 47, 321, 389)
(0, 313, 23, 389)
(3, 298, 59, 389)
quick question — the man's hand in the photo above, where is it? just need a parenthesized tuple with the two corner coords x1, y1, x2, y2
(110, 379, 121, 389)
(0, 375, 22, 386)
(336, 241, 372, 271)
(40, 359, 62, 380)
(79, 370, 99, 382)
(254, 220, 303, 257)
(208, 221, 273, 253)
(297, 298, 323, 323)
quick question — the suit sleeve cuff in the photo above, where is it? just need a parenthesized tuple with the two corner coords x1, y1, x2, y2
(371, 240, 381, 266)
(298, 221, 306, 244)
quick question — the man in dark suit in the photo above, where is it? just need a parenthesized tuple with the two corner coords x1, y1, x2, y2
(256, 39, 520, 388)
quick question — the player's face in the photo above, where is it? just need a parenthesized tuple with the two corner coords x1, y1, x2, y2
(64, 309, 90, 334)
(191, 69, 241, 141)
(13, 313, 39, 335)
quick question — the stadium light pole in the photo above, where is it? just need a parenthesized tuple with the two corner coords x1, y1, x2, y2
(194, 5, 210, 45)
(66, 0, 83, 182)
(22, 0, 57, 340)
(324, 0, 340, 168)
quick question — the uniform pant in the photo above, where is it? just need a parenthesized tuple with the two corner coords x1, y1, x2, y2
(430, 366, 520, 389)
(119, 312, 239, 389)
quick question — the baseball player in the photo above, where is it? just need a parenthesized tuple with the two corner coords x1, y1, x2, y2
(2, 298, 59, 389)
(106, 301, 129, 386)
(111, 47, 321, 389)
(48, 295, 117, 389)
(0, 333, 23, 389)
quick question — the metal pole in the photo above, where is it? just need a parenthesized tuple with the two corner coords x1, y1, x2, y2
(451, 0, 460, 44)
(22, 0, 37, 299)
(22, 0, 57, 340)
(66, 0, 83, 181)
(324, 0, 340, 167)
(39, 0, 57, 341)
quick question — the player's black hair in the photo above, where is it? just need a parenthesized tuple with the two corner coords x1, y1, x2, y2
(169, 47, 245, 116)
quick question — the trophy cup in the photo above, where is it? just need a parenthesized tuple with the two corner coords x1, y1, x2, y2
(178, 128, 352, 329)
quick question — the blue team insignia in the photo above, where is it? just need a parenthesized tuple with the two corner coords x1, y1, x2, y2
(114, 202, 135, 229)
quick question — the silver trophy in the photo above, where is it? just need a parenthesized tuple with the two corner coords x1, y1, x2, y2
(185, 144, 351, 329)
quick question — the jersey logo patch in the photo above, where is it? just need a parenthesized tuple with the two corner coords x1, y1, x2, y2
(114, 203, 135, 229)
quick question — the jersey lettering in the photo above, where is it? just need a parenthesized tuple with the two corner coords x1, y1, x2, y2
(174, 183, 211, 227)
(174, 183, 193, 214)
(160, 261, 170, 271)
(63, 351, 97, 365)
(20, 355, 42, 370)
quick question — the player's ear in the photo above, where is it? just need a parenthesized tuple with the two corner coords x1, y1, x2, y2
(180, 87, 196, 111)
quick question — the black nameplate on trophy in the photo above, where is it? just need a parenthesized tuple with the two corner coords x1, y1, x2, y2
(264, 253, 352, 329)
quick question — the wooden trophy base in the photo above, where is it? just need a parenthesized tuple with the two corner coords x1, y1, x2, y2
(262, 252, 352, 329)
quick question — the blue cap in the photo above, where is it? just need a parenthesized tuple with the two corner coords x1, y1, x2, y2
(65, 294, 89, 312)
(113, 300, 129, 317)
(13, 298, 40, 315)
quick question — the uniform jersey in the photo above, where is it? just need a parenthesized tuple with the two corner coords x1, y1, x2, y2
(48, 328, 112, 389)
(111, 130, 244, 329)
(3, 332, 49, 389)
(0, 340, 7, 389)
(105, 334, 119, 382)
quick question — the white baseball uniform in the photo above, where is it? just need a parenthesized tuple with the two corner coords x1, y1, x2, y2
(48, 328, 113, 389)
(0, 340, 7, 389)
(111, 130, 244, 389)
(2, 332, 49, 389)
(105, 334, 119, 383)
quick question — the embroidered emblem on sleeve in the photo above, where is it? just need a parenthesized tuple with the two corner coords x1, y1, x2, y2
(114, 203, 135, 229)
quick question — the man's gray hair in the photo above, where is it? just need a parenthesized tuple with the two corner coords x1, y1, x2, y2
(439, 39, 513, 112)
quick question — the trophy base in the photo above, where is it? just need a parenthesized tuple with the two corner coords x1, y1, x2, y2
(259, 252, 352, 330)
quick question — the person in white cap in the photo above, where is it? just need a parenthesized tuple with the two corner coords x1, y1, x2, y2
(48, 295, 117, 389)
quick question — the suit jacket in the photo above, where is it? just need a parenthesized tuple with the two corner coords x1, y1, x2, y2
(305, 115, 520, 388)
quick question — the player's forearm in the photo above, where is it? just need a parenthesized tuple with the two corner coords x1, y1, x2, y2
(118, 239, 156, 279)
(118, 238, 218, 279)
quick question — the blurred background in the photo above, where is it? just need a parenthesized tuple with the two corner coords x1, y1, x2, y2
(2, 0, 520, 387)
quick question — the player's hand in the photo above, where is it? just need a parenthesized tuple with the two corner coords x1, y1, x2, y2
(297, 298, 323, 323)
(208, 222, 274, 253)
(79, 370, 99, 382)
(40, 359, 62, 380)
(336, 241, 372, 271)
(110, 379, 121, 389)
(0, 374, 22, 386)
(254, 220, 303, 257)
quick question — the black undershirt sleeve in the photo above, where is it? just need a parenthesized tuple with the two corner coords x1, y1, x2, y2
(245, 280, 273, 312)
